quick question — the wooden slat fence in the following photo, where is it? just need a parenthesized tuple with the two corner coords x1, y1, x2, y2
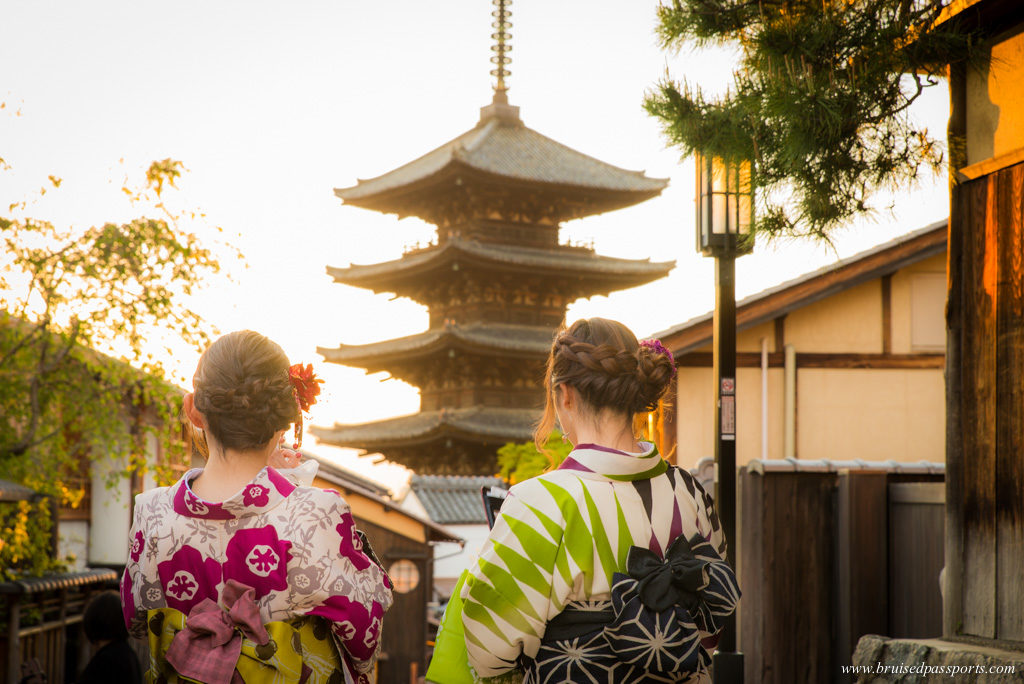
(738, 467, 945, 684)
(0, 570, 118, 684)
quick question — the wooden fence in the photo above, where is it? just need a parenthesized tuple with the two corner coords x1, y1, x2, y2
(0, 569, 118, 684)
(738, 465, 944, 684)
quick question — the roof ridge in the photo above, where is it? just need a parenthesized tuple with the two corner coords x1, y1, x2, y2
(650, 219, 947, 342)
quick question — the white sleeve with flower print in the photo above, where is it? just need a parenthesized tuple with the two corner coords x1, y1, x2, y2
(293, 487, 395, 673)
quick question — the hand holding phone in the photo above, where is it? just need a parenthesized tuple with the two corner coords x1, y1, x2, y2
(481, 486, 507, 529)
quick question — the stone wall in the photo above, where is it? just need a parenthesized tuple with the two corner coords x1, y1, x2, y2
(853, 635, 1024, 683)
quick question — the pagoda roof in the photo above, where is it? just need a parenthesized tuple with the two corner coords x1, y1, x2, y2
(328, 237, 674, 298)
(319, 322, 551, 371)
(310, 407, 537, 451)
(334, 108, 668, 221)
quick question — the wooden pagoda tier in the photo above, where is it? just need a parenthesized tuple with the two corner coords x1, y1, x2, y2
(310, 407, 536, 475)
(327, 237, 674, 327)
(318, 322, 552, 411)
(334, 101, 668, 226)
(316, 99, 673, 474)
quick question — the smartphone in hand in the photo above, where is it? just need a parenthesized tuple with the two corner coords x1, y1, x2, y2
(481, 486, 507, 529)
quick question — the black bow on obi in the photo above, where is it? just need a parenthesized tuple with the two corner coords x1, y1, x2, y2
(627, 534, 711, 614)
(603, 534, 741, 676)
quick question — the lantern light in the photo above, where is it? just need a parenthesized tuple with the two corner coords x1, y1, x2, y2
(695, 152, 755, 257)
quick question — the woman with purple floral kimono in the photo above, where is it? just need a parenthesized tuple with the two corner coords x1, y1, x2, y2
(121, 331, 393, 684)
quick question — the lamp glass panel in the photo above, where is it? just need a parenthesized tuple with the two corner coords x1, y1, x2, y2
(727, 193, 738, 234)
(702, 195, 711, 237)
(711, 157, 728, 193)
(712, 194, 727, 234)
(740, 191, 752, 233)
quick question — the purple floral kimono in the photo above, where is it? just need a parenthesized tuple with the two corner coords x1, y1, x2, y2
(120, 465, 393, 682)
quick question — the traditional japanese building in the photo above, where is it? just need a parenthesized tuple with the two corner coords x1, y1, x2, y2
(313, 0, 673, 474)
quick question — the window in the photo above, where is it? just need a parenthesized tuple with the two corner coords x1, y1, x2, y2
(388, 559, 420, 594)
(910, 273, 946, 352)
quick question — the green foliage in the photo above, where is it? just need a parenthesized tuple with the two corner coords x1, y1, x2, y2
(496, 432, 572, 485)
(0, 158, 234, 577)
(0, 500, 62, 580)
(644, 0, 979, 241)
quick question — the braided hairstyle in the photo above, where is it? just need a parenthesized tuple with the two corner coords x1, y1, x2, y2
(534, 318, 675, 450)
(190, 330, 299, 452)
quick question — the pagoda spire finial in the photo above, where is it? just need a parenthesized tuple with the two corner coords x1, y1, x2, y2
(490, 0, 512, 104)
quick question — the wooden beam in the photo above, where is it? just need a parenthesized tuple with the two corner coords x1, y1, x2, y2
(958, 145, 1024, 183)
(959, 166, 998, 639)
(678, 352, 785, 368)
(995, 162, 1024, 640)
(774, 315, 786, 352)
(881, 274, 892, 354)
(944, 59, 967, 641)
(676, 351, 944, 369)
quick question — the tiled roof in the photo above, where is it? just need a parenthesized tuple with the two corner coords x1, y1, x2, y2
(410, 475, 507, 525)
(310, 407, 538, 450)
(0, 479, 40, 502)
(307, 454, 463, 544)
(328, 237, 674, 293)
(336, 116, 668, 202)
(0, 569, 119, 595)
(318, 322, 552, 367)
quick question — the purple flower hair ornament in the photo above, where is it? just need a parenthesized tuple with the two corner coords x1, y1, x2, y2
(639, 338, 677, 378)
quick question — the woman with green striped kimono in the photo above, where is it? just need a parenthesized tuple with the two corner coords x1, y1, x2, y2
(440, 318, 739, 684)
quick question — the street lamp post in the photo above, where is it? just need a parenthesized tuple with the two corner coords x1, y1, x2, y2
(695, 152, 753, 684)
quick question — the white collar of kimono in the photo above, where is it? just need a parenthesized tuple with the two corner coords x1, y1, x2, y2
(171, 466, 297, 520)
(557, 441, 669, 482)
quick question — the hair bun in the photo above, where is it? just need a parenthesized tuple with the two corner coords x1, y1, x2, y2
(192, 331, 299, 451)
(535, 318, 672, 449)
(634, 343, 675, 413)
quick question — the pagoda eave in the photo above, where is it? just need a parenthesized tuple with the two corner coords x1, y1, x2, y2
(317, 323, 552, 373)
(336, 161, 666, 223)
(311, 407, 537, 452)
(327, 238, 675, 299)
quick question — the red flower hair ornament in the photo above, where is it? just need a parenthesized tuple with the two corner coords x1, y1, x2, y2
(288, 363, 324, 447)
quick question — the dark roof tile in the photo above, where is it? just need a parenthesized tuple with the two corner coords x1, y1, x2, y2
(410, 475, 507, 524)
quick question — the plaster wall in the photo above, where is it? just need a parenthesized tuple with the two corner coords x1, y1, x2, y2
(89, 453, 132, 565)
(966, 27, 1024, 165)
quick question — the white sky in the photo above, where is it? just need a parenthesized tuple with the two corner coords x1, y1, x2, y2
(1, 0, 950, 491)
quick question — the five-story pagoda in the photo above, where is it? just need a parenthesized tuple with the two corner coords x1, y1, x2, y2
(312, 0, 673, 474)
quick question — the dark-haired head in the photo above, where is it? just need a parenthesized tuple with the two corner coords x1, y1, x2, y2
(186, 330, 299, 454)
(83, 590, 128, 644)
(534, 318, 675, 450)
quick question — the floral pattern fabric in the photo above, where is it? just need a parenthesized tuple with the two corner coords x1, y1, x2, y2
(121, 466, 393, 683)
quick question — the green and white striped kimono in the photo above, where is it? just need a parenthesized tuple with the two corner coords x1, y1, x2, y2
(460, 442, 729, 683)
